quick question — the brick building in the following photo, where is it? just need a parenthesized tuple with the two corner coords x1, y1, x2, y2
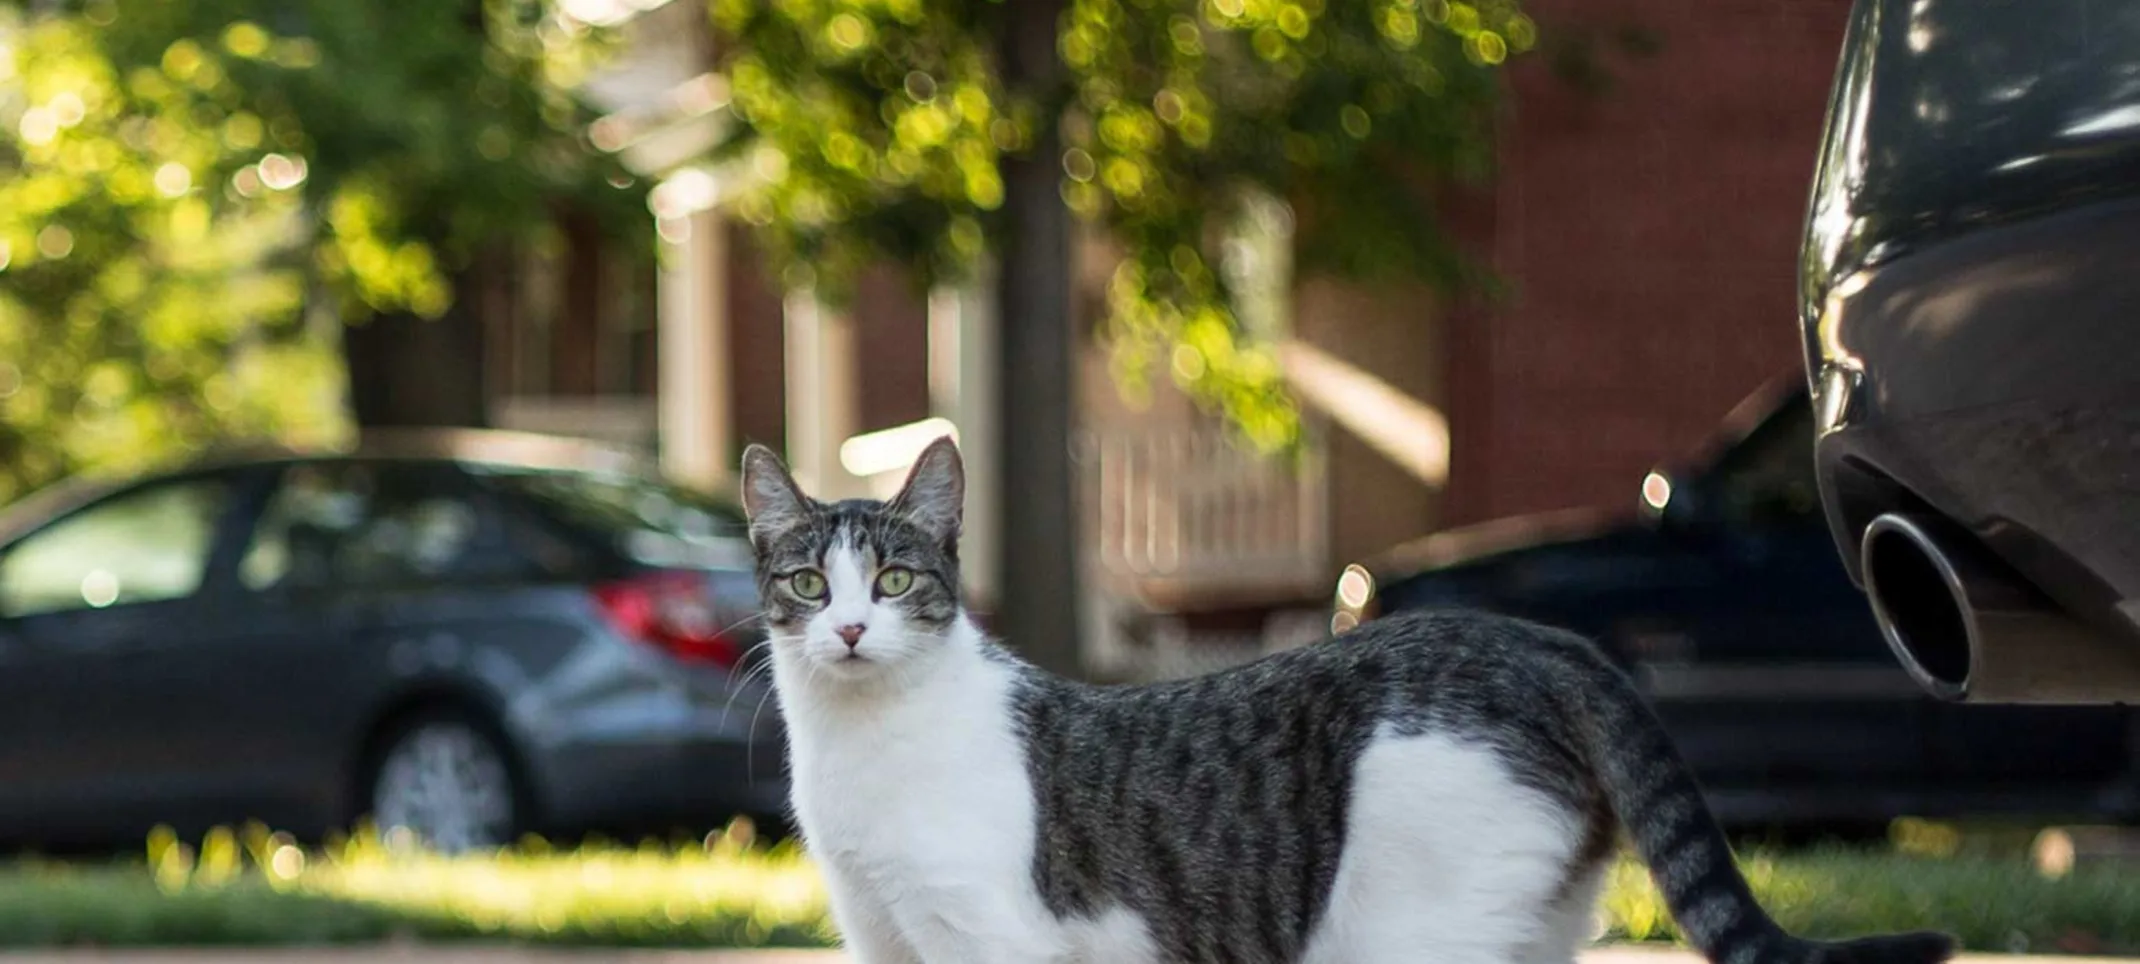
(480, 0, 1856, 677)
(1441, 0, 1854, 526)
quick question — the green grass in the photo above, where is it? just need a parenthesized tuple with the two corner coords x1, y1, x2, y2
(0, 819, 2137, 953)
(1601, 850, 2140, 954)
(1600, 825, 2140, 957)
(0, 819, 833, 948)
(0, 868, 414, 947)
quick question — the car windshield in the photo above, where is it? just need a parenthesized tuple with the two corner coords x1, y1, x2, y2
(478, 466, 752, 570)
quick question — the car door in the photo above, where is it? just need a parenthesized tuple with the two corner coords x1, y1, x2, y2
(0, 470, 258, 841)
(1925, 702, 2136, 808)
(122, 459, 392, 835)
(240, 459, 567, 822)
(156, 457, 557, 836)
(327, 458, 561, 674)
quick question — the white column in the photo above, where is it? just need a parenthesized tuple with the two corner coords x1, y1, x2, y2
(927, 260, 1001, 608)
(783, 288, 862, 499)
(656, 208, 731, 493)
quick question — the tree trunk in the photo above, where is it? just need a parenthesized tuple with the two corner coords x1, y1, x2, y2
(343, 1, 504, 432)
(343, 265, 492, 429)
(994, 0, 1082, 677)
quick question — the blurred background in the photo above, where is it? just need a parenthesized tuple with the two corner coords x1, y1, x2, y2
(1, 0, 2137, 955)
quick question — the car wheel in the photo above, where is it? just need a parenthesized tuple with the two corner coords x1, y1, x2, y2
(365, 711, 523, 854)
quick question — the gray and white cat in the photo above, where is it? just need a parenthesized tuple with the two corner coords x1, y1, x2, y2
(739, 437, 1955, 964)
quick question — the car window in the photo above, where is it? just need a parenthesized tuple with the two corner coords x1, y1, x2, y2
(240, 462, 537, 591)
(477, 467, 751, 568)
(1706, 399, 1822, 527)
(0, 478, 232, 617)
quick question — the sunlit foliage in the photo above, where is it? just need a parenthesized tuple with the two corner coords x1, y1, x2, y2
(0, 0, 642, 504)
(139, 819, 831, 945)
(713, 0, 1532, 450)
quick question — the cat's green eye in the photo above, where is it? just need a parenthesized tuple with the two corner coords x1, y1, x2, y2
(788, 569, 827, 600)
(875, 566, 915, 597)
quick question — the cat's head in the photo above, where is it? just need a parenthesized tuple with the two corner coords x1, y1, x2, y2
(737, 437, 965, 680)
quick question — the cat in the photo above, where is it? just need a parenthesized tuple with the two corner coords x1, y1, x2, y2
(738, 436, 1956, 964)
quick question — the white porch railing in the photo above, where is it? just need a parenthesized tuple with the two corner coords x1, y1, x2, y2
(1076, 426, 1329, 598)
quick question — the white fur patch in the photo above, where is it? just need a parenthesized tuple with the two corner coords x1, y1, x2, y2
(1302, 728, 1591, 964)
(821, 544, 875, 632)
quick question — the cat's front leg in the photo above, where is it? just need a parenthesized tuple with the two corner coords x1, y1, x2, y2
(821, 868, 923, 964)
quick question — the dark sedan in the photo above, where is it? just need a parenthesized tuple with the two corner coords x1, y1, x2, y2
(1333, 380, 2140, 830)
(0, 430, 785, 852)
(1799, 0, 2140, 702)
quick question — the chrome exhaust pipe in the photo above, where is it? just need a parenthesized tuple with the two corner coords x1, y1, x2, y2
(1860, 513, 2140, 703)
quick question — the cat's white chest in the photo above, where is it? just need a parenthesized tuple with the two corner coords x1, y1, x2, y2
(774, 637, 1161, 963)
(781, 649, 1067, 942)
(788, 656, 1035, 873)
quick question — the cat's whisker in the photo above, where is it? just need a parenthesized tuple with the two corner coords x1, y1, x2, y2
(715, 610, 768, 639)
(721, 666, 770, 723)
(745, 681, 781, 780)
(719, 638, 781, 719)
(722, 641, 771, 680)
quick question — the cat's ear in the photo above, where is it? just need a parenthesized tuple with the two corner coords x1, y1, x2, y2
(740, 444, 810, 545)
(889, 436, 964, 545)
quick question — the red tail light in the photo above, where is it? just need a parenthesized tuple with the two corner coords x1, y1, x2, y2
(591, 570, 742, 668)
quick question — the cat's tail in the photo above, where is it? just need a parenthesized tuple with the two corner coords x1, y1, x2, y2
(1569, 656, 1956, 964)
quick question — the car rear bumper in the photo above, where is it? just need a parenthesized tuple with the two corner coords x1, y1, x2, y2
(1804, 197, 2140, 647)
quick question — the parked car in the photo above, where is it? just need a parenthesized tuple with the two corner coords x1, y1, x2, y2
(1332, 380, 2140, 830)
(0, 429, 785, 853)
(1798, 0, 2140, 702)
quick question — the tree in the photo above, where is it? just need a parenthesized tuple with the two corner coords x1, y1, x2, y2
(711, 0, 1530, 672)
(711, 0, 1532, 451)
(0, 0, 643, 502)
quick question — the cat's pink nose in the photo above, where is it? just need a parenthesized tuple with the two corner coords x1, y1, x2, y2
(835, 624, 866, 649)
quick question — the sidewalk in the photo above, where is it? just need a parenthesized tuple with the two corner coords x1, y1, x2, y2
(0, 947, 2130, 964)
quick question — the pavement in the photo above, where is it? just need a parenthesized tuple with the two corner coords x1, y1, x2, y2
(0, 948, 2131, 964)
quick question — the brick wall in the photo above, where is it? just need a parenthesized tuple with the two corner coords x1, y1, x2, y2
(1442, 0, 1851, 525)
(851, 264, 933, 433)
(724, 235, 789, 456)
(722, 239, 934, 461)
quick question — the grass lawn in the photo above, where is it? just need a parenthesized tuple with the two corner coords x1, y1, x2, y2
(1601, 849, 2140, 956)
(0, 820, 830, 949)
(0, 819, 2135, 954)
